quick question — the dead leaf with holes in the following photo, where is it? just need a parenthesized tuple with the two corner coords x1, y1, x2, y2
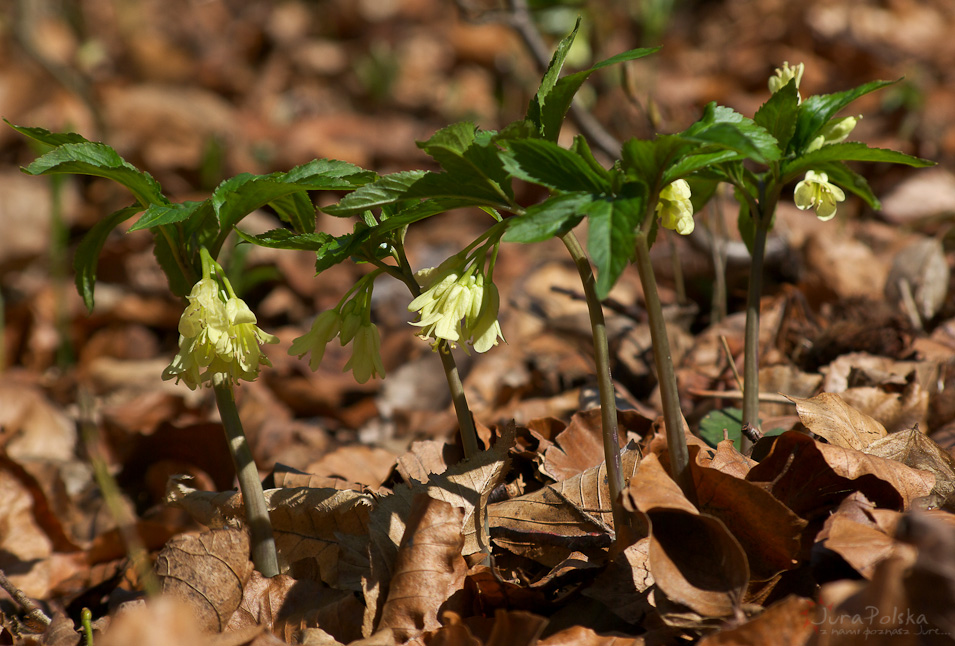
(623, 453, 749, 623)
(787, 392, 887, 450)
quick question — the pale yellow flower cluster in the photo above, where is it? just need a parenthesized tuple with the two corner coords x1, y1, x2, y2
(656, 179, 694, 235)
(163, 277, 278, 389)
(408, 262, 504, 353)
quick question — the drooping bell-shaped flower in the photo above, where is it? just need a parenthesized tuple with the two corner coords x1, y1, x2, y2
(343, 322, 385, 383)
(468, 274, 505, 353)
(656, 179, 695, 235)
(794, 170, 846, 221)
(163, 274, 277, 389)
(289, 309, 342, 371)
(409, 266, 475, 345)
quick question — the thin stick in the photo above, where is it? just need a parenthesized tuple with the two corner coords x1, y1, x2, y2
(719, 335, 745, 393)
(0, 568, 51, 628)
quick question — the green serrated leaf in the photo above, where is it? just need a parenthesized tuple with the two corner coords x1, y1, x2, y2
(269, 191, 317, 233)
(682, 104, 781, 164)
(323, 171, 428, 216)
(502, 139, 609, 193)
(73, 205, 142, 311)
(24, 142, 167, 206)
(130, 201, 206, 232)
(7, 121, 90, 147)
(753, 80, 800, 151)
(586, 194, 645, 299)
(782, 142, 935, 180)
(416, 122, 512, 203)
(234, 227, 335, 251)
(282, 158, 376, 188)
(503, 192, 590, 243)
(526, 18, 582, 134)
(538, 46, 659, 142)
(790, 80, 895, 153)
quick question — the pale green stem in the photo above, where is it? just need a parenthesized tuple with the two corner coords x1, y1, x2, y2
(213, 377, 279, 577)
(633, 232, 695, 502)
(558, 231, 630, 538)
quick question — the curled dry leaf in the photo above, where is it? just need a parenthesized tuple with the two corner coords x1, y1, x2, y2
(689, 446, 805, 581)
(866, 427, 955, 505)
(582, 537, 654, 624)
(155, 528, 254, 632)
(747, 431, 936, 522)
(624, 454, 749, 620)
(97, 598, 210, 646)
(839, 381, 929, 435)
(787, 392, 887, 451)
(376, 495, 467, 641)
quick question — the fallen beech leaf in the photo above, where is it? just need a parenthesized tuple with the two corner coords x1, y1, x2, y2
(304, 445, 397, 488)
(376, 495, 467, 641)
(166, 479, 372, 588)
(821, 509, 899, 580)
(699, 439, 757, 478)
(484, 609, 548, 646)
(696, 594, 814, 646)
(155, 528, 253, 631)
(747, 431, 936, 520)
(396, 440, 461, 484)
(690, 446, 804, 581)
(866, 428, 955, 505)
(884, 236, 949, 323)
(787, 392, 887, 450)
(896, 511, 955, 637)
(542, 408, 651, 481)
(98, 598, 209, 646)
(538, 624, 646, 645)
(624, 454, 749, 619)
(839, 381, 929, 435)
(583, 537, 654, 624)
(488, 444, 641, 566)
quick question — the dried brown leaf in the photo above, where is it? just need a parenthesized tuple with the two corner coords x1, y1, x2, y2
(376, 495, 467, 641)
(788, 392, 887, 450)
(304, 445, 397, 488)
(166, 479, 372, 588)
(747, 431, 936, 520)
(155, 528, 254, 631)
(488, 444, 641, 566)
(624, 454, 749, 619)
(583, 537, 654, 624)
(839, 382, 929, 435)
(97, 598, 209, 646)
(690, 446, 805, 580)
(538, 625, 646, 645)
(696, 594, 814, 646)
(866, 428, 955, 504)
(542, 409, 651, 481)
(484, 609, 549, 646)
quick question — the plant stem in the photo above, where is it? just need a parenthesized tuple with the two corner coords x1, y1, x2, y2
(740, 220, 769, 452)
(633, 232, 695, 502)
(438, 341, 480, 459)
(558, 231, 630, 538)
(213, 378, 279, 577)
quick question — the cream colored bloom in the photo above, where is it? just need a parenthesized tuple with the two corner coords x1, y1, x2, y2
(469, 276, 504, 353)
(807, 115, 859, 152)
(289, 309, 342, 371)
(768, 61, 804, 96)
(409, 269, 475, 344)
(343, 323, 385, 383)
(656, 179, 695, 235)
(794, 170, 845, 221)
(163, 276, 277, 389)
